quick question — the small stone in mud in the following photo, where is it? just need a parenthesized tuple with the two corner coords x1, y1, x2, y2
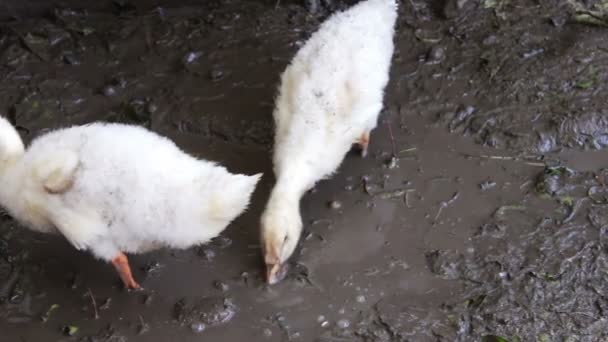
(113, 77, 128, 89)
(263, 328, 272, 337)
(190, 322, 206, 333)
(63, 54, 80, 65)
(337, 319, 350, 329)
(328, 200, 342, 210)
(426, 46, 446, 64)
(124, 98, 149, 123)
(304, 0, 320, 13)
(425, 250, 463, 280)
(305, 232, 314, 241)
(103, 86, 117, 97)
(99, 297, 111, 310)
(443, 0, 471, 18)
(183, 51, 202, 64)
(482, 35, 498, 46)
(146, 102, 157, 114)
(479, 181, 496, 191)
(384, 156, 398, 169)
(142, 261, 163, 275)
(69, 272, 81, 289)
(550, 15, 567, 27)
(209, 69, 224, 81)
(9, 281, 24, 303)
(356, 295, 366, 303)
(213, 280, 229, 292)
(321, 320, 330, 328)
(138, 317, 150, 335)
(198, 248, 216, 261)
(522, 48, 544, 59)
(63, 325, 79, 336)
(535, 166, 571, 196)
(211, 236, 232, 249)
(388, 258, 410, 270)
(445, 105, 475, 132)
(40, 304, 60, 322)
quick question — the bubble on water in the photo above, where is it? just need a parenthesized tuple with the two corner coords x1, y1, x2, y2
(337, 319, 350, 329)
(356, 295, 366, 303)
(190, 322, 206, 333)
(321, 321, 330, 328)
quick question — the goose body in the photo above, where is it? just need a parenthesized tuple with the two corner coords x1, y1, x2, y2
(0, 118, 261, 288)
(261, 0, 398, 283)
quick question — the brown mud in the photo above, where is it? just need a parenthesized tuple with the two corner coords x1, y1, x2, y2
(0, 0, 607, 341)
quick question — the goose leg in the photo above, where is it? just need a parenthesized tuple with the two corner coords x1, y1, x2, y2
(357, 131, 370, 157)
(111, 252, 141, 290)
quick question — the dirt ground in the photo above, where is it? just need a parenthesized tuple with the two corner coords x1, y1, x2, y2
(0, 0, 607, 341)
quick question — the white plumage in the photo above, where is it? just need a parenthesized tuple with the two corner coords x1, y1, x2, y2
(261, 0, 398, 284)
(0, 117, 261, 289)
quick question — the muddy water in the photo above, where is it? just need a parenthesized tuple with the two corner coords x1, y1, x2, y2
(0, 0, 607, 341)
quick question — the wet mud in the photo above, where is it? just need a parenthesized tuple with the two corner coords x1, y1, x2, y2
(0, 0, 607, 341)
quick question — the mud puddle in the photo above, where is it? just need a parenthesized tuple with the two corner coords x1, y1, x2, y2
(1, 0, 607, 341)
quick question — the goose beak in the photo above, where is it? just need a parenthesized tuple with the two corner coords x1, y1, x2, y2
(266, 262, 287, 285)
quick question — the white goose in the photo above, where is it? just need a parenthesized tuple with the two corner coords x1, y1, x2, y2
(0, 117, 261, 289)
(261, 0, 398, 284)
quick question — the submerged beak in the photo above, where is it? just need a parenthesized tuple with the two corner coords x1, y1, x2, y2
(266, 262, 287, 285)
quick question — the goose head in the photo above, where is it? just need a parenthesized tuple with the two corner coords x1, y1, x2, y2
(260, 192, 302, 284)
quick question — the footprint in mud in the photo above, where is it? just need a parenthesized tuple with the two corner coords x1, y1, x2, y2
(79, 327, 127, 342)
(424, 249, 464, 280)
(174, 296, 237, 333)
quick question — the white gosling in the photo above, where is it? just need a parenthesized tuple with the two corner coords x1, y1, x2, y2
(261, 0, 398, 284)
(0, 117, 261, 289)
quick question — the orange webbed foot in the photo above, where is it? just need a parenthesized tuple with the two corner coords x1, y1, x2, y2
(357, 131, 370, 157)
(111, 252, 142, 290)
